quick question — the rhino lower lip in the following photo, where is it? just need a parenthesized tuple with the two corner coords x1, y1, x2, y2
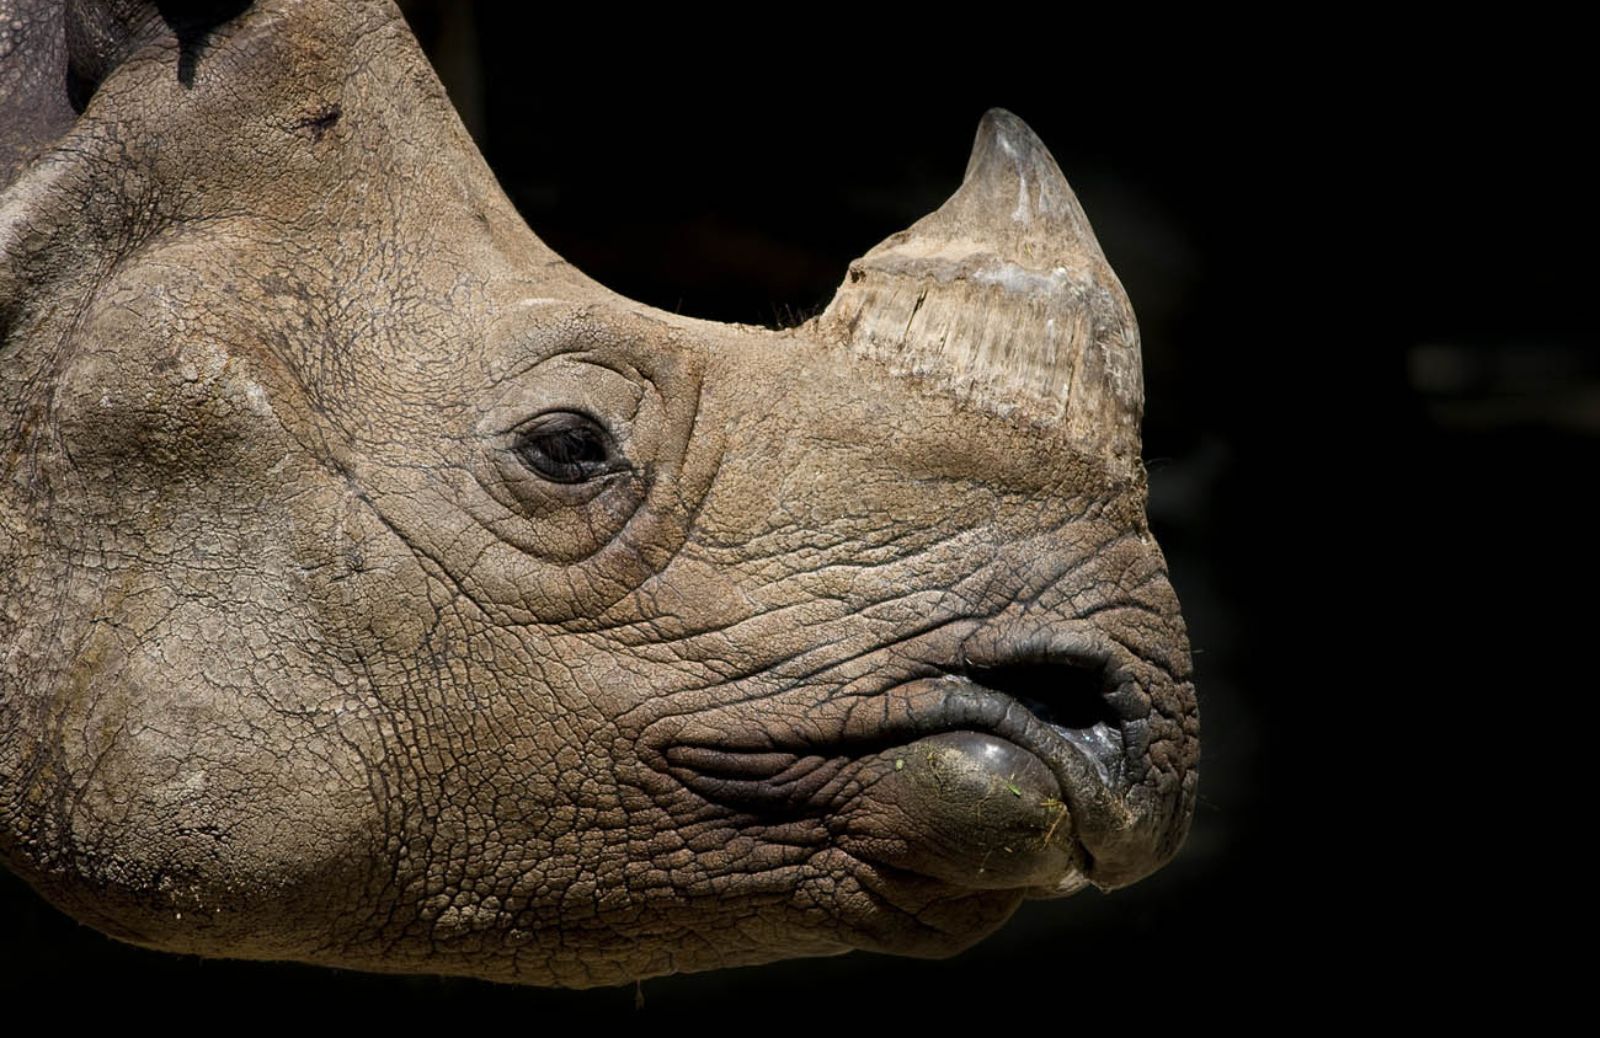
(928, 676, 1137, 839)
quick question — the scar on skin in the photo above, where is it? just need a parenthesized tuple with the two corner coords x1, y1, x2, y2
(292, 103, 343, 142)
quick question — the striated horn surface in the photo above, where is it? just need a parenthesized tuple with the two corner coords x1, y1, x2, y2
(813, 108, 1144, 466)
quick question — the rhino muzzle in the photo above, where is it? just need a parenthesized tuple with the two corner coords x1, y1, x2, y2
(0, 0, 1198, 986)
(642, 618, 1191, 908)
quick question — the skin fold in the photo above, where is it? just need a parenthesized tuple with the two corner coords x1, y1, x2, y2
(0, 0, 1199, 987)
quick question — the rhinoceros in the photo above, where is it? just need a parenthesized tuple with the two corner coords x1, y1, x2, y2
(0, 0, 1199, 987)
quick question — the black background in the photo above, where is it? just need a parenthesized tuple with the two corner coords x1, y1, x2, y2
(3, 5, 1588, 1015)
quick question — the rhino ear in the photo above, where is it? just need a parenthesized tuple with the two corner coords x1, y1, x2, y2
(64, 0, 252, 104)
(64, 0, 164, 106)
(814, 108, 1144, 466)
(1, 2, 75, 185)
(1, 0, 251, 186)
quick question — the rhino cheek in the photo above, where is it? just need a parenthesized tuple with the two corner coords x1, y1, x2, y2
(0, 264, 403, 953)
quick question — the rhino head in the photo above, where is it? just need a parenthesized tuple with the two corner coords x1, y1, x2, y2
(0, 1, 1198, 986)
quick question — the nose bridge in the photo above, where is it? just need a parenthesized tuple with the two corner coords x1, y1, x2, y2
(694, 352, 946, 557)
(720, 332, 1126, 512)
(681, 330, 1160, 626)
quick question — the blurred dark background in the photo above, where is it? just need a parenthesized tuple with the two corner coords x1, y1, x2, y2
(3, 4, 1589, 1013)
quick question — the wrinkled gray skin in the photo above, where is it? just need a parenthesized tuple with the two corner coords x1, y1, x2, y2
(0, 0, 1198, 987)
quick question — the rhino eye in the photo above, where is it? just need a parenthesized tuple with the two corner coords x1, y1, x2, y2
(513, 411, 621, 484)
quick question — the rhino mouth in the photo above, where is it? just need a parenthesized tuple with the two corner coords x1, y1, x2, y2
(644, 635, 1166, 897)
(962, 648, 1140, 788)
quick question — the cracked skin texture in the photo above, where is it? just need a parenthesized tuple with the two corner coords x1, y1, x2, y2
(0, 0, 1200, 987)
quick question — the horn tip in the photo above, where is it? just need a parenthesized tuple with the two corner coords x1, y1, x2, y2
(966, 108, 1050, 180)
(975, 107, 1033, 141)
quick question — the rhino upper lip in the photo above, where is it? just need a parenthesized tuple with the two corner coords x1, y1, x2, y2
(953, 634, 1148, 785)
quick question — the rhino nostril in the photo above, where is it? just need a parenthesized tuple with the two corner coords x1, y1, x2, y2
(964, 659, 1119, 732)
(963, 655, 1130, 785)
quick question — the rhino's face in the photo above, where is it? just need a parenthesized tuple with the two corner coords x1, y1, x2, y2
(0, 1, 1197, 986)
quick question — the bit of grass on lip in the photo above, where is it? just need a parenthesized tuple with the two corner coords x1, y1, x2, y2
(1040, 798, 1070, 845)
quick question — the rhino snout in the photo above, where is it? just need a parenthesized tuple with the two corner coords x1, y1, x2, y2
(638, 618, 1195, 922)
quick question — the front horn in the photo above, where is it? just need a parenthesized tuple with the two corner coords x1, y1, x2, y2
(811, 108, 1144, 467)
